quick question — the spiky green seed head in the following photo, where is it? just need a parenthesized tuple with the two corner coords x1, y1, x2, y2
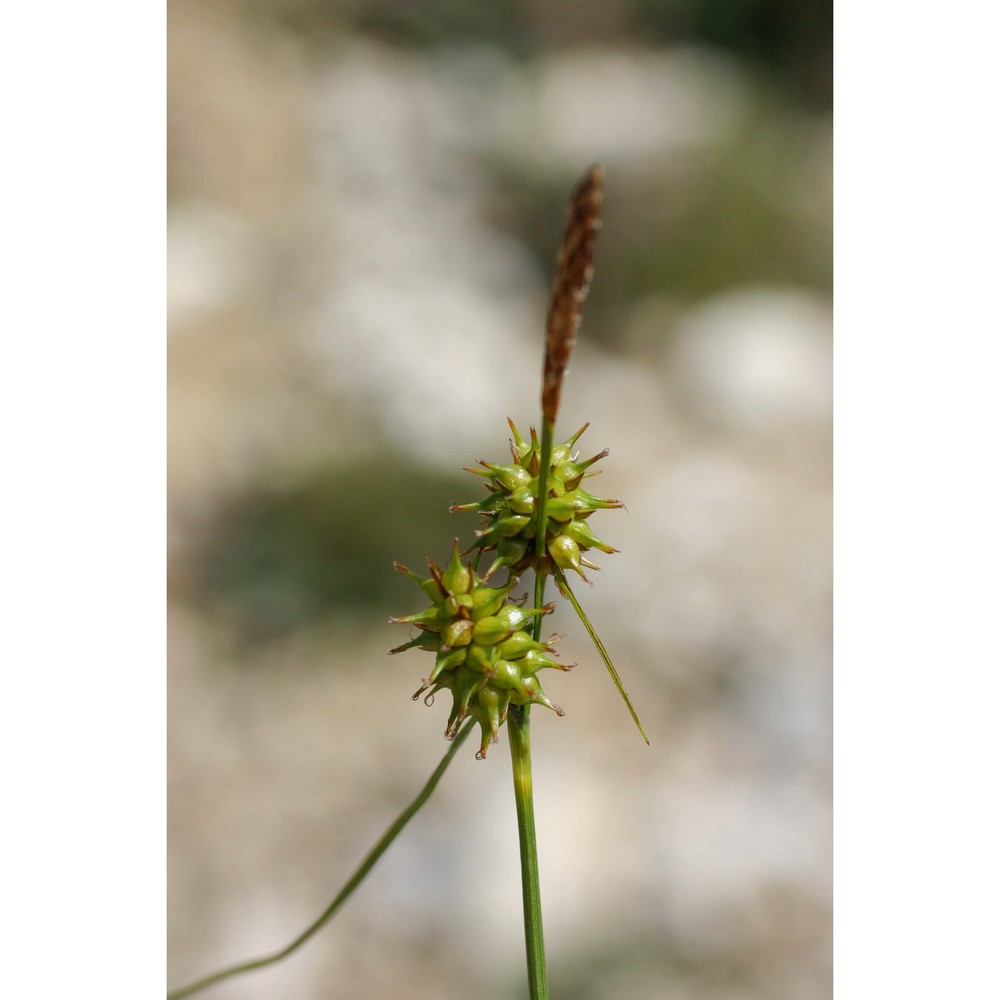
(391, 550, 563, 758)
(454, 419, 623, 579)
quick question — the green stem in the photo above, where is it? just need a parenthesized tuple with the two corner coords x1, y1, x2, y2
(505, 416, 556, 1000)
(167, 720, 475, 1000)
(533, 419, 555, 566)
(507, 703, 549, 1000)
(555, 567, 650, 745)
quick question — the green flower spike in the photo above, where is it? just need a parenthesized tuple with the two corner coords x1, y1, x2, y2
(391, 540, 564, 759)
(452, 418, 623, 581)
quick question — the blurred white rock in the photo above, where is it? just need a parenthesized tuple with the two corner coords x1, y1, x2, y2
(492, 47, 750, 174)
(666, 288, 832, 439)
(168, 205, 263, 323)
(646, 773, 831, 949)
(301, 45, 552, 467)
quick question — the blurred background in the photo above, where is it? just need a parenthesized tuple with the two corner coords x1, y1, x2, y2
(168, 1, 831, 997)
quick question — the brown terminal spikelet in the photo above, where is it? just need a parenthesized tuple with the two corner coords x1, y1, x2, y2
(542, 163, 604, 426)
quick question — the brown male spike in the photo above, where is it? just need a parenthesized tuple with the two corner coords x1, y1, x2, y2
(541, 164, 604, 426)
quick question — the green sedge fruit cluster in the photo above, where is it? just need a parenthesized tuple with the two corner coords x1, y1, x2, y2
(390, 541, 573, 759)
(451, 419, 623, 581)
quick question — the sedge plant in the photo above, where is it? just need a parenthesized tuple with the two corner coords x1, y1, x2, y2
(168, 164, 647, 1000)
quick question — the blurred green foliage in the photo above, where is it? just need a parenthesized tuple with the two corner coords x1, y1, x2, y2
(636, 0, 832, 107)
(487, 118, 829, 354)
(196, 459, 470, 645)
(251, 0, 830, 108)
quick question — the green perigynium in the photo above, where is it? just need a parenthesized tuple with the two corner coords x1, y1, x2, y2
(452, 418, 623, 581)
(390, 541, 573, 759)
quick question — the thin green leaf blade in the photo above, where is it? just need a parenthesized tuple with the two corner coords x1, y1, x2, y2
(555, 568, 650, 745)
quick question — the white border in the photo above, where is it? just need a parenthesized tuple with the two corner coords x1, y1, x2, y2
(835, 1, 1000, 994)
(1, 3, 165, 994)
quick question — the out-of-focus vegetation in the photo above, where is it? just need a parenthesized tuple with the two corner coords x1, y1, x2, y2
(169, 1, 831, 997)
(250, 0, 831, 108)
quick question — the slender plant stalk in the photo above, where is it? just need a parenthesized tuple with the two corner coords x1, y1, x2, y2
(507, 702, 548, 1000)
(508, 524, 553, 1000)
(166, 720, 475, 1000)
(505, 414, 556, 1000)
(533, 423, 554, 566)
